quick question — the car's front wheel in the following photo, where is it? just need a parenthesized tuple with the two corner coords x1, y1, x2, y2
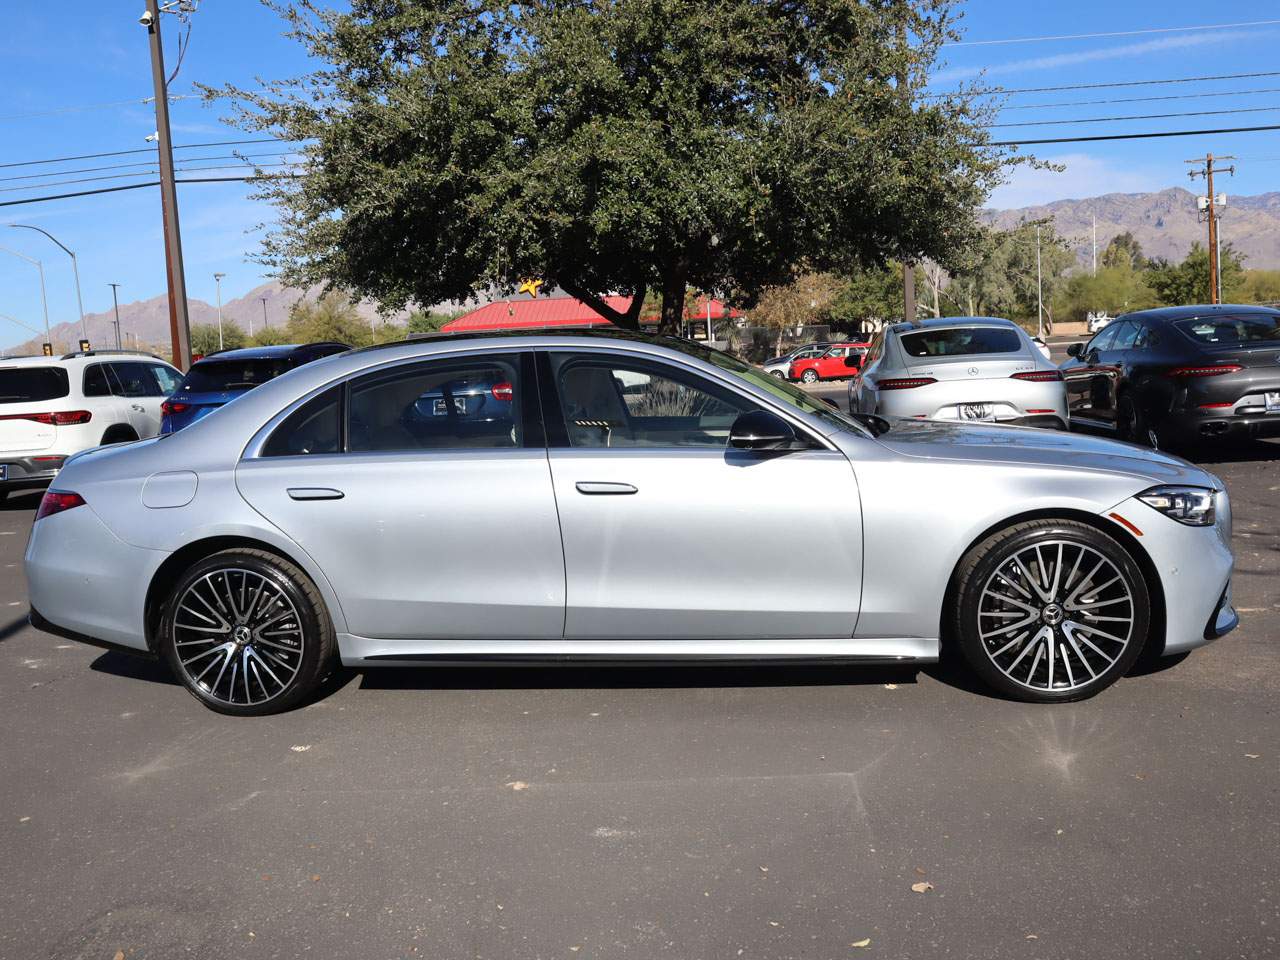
(800, 369, 819, 383)
(952, 519, 1150, 703)
(160, 548, 335, 715)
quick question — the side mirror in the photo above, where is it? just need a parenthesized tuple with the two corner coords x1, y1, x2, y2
(843, 353, 862, 368)
(729, 410, 803, 451)
(1066, 342, 1084, 358)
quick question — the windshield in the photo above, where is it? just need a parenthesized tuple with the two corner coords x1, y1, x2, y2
(658, 337, 871, 436)
(0, 366, 70, 403)
(900, 327, 1023, 358)
(1174, 313, 1280, 345)
(179, 358, 290, 393)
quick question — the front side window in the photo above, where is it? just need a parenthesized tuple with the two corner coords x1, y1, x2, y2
(349, 356, 521, 451)
(551, 354, 757, 448)
(1086, 324, 1120, 354)
(899, 327, 1023, 358)
(1109, 322, 1139, 351)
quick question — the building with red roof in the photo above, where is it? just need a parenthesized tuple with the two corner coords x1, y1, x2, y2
(440, 295, 742, 334)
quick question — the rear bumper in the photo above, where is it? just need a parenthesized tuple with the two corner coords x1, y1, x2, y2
(1003, 414, 1067, 430)
(0, 455, 64, 493)
(1161, 410, 1280, 442)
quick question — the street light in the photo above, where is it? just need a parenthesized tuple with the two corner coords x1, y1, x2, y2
(0, 245, 52, 344)
(213, 272, 226, 349)
(259, 296, 268, 337)
(7, 224, 87, 342)
(108, 283, 123, 350)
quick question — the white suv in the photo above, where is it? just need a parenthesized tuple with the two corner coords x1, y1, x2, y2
(0, 351, 182, 499)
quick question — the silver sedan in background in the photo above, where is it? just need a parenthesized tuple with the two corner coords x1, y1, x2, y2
(26, 331, 1233, 714)
(851, 317, 1068, 429)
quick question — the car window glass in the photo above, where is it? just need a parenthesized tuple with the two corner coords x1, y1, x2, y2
(899, 327, 1023, 358)
(1109, 322, 1139, 351)
(180, 358, 289, 393)
(82, 364, 112, 397)
(0, 366, 69, 403)
(1133, 325, 1157, 349)
(110, 361, 160, 397)
(349, 356, 521, 452)
(149, 364, 182, 394)
(863, 332, 885, 367)
(1174, 313, 1280, 344)
(1086, 324, 1119, 354)
(551, 354, 758, 448)
(262, 386, 342, 457)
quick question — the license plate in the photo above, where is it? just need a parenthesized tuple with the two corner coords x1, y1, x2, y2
(1267, 391, 1280, 413)
(432, 397, 467, 416)
(960, 403, 994, 421)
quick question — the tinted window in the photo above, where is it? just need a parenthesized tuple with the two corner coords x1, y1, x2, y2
(149, 364, 182, 394)
(1175, 313, 1280, 345)
(82, 364, 113, 397)
(1086, 324, 1120, 354)
(263, 387, 342, 457)
(1133, 325, 1155, 349)
(0, 366, 69, 403)
(1109, 322, 1139, 351)
(349, 357, 521, 451)
(552, 354, 756, 448)
(180, 358, 289, 393)
(899, 327, 1023, 358)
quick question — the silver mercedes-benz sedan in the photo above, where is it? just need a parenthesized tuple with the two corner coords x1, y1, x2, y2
(25, 331, 1236, 715)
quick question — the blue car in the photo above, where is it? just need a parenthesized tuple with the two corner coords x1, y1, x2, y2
(161, 342, 350, 433)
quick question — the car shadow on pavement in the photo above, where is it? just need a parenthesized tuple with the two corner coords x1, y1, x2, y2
(0, 491, 43, 512)
(89, 650, 179, 686)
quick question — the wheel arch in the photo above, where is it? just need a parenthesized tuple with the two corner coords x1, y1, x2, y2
(100, 423, 139, 444)
(143, 535, 336, 653)
(940, 507, 1167, 658)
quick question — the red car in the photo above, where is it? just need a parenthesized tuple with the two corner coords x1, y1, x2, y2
(789, 342, 869, 383)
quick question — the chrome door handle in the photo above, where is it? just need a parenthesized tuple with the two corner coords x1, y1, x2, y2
(575, 481, 638, 496)
(287, 487, 345, 501)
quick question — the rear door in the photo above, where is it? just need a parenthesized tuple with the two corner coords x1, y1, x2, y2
(108, 361, 165, 437)
(1063, 323, 1120, 421)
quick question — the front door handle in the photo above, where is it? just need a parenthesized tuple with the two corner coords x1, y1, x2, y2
(575, 481, 638, 496)
(287, 487, 345, 501)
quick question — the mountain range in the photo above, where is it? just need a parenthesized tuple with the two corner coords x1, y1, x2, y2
(5, 186, 1278, 356)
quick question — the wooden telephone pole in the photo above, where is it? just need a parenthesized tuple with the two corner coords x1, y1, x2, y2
(1186, 153, 1234, 304)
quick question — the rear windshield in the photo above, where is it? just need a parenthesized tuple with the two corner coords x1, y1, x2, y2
(899, 327, 1023, 358)
(179, 358, 289, 393)
(0, 366, 70, 403)
(1174, 314, 1280, 345)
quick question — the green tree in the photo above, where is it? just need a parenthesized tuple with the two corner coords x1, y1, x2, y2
(406, 310, 464, 336)
(828, 264, 904, 328)
(286, 291, 375, 346)
(750, 273, 842, 352)
(190, 320, 247, 356)
(250, 325, 292, 346)
(213, 0, 1008, 334)
(1238, 269, 1280, 304)
(1146, 243, 1245, 305)
(1101, 231, 1147, 271)
(944, 222, 1073, 327)
(1054, 264, 1158, 322)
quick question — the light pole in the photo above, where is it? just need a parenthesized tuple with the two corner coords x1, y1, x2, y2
(1035, 223, 1044, 340)
(213, 272, 226, 349)
(8, 224, 86, 342)
(0, 245, 52, 345)
(259, 297, 268, 336)
(108, 283, 123, 349)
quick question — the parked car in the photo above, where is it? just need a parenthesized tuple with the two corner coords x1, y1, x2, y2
(790, 343, 869, 383)
(161, 342, 350, 433)
(1031, 336, 1053, 361)
(1087, 312, 1114, 335)
(851, 318, 1067, 429)
(761, 342, 833, 379)
(0, 350, 181, 499)
(1060, 304, 1280, 447)
(27, 330, 1235, 713)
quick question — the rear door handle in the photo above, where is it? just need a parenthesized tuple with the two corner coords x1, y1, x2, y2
(575, 481, 638, 496)
(287, 487, 345, 501)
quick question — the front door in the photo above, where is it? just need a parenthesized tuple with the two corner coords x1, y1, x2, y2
(235, 351, 565, 640)
(541, 350, 862, 639)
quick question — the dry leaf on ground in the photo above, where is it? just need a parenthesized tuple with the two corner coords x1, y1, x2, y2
(910, 881, 933, 894)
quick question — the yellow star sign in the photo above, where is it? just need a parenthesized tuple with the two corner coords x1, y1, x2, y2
(518, 277, 544, 298)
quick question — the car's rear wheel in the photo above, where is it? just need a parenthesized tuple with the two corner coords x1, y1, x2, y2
(801, 369, 819, 383)
(953, 519, 1150, 703)
(1116, 394, 1159, 448)
(159, 548, 335, 715)
(770, 370, 785, 379)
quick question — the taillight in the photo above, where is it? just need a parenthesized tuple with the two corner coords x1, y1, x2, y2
(877, 377, 937, 390)
(161, 400, 190, 416)
(1011, 370, 1063, 382)
(34, 490, 85, 521)
(1168, 364, 1242, 377)
(0, 410, 92, 425)
(491, 382, 514, 402)
(1198, 402, 1234, 409)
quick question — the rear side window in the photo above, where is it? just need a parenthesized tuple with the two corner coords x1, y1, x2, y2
(899, 327, 1023, 358)
(1175, 313, 1280, 345)
(0, 366, 69, 403)
(82, 364, 114, 397)
(180, 358, 289, 393)
(110, 361, 162, 397)
(262, 387, 342, 457)
(149, 364, 182, 394)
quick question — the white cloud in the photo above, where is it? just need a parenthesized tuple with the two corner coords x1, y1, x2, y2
(987, 153, 1164, 209)
(935, 31, 1253, 84)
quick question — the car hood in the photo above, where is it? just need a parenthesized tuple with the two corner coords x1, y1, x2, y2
(872, 418, 1218, 487)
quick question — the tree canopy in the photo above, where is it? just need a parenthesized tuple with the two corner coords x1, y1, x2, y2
(215, 0, 1007, 332)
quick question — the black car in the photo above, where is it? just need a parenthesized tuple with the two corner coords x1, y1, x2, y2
(1060, 304, 1280, 446)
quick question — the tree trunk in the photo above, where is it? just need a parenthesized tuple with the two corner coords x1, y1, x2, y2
(557, 276, 646, 330)
(658, 262, 689, 336)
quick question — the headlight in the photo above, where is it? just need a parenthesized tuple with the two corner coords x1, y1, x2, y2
(1137, 485, 1217, 526)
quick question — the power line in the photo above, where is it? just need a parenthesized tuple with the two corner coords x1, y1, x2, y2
(0, 161, 298, 195)
(1001, 86, 1280, 111)
(946, 19, 1280, 47)
(992, 104, 1280, 128)
(0, 94, 196, 123)
(0, 138, 297, 171)
(0, 175, 297, 209)
(0, 151, 300, 185)
(924, 70, 1280, 99)
(989, 123, 1280, 146)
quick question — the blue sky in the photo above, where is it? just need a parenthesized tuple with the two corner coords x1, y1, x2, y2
(1, 1, 1279, 350)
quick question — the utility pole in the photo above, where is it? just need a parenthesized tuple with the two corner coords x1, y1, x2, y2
(259, 296, 268, 335)
(142, 0, 194, 368)
(1091, 214, 1097, 276)
(108, 283, 123, 349)
(1035, 223, 1044, 340)
(1186, 153, 1235, 304)
(213, 272, 226, 349)
(896, 16, 916, 326)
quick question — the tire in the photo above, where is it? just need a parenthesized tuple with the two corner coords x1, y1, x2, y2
(1116, 394, 1159, 448)
(801, 369, 819, 384)
(770, 371, 785, 379)
(159, 548, 336, 716)
(952, 519, 1150, 703)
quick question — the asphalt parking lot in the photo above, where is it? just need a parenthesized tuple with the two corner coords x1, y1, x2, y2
(1, 352, 1278, 959)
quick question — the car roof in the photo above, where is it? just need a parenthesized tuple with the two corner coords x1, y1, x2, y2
(1118, 303, 1280, 324)
(888, 316, 1020, 334)
(0, 351, 168, 366)
(196, 342, 348, 362)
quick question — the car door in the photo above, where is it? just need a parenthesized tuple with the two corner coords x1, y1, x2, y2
(79, 362, 128, 438)
(108, 361, 165, 437)
(851, 332, 886, 413)
(541, 349, 862, 639)
(1062, 323, 1120, 422)
(235, 350, 566, 640)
